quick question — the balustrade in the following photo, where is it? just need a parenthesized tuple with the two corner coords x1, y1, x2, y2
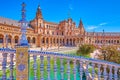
(0, 48, 120, 80)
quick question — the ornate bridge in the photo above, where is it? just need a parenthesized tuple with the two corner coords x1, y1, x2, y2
(0, 48, 120, 80)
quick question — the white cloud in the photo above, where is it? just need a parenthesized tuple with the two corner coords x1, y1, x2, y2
(69, 4, 73, 10)
(87, 26, 98, 30)
(86, 22, 108, 31)
(99, 22, 107, 26)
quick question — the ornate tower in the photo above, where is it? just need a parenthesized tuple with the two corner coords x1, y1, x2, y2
(36, 5, 43, 19)
(16, 2, 29, 80)
(79, 19, 85, 35)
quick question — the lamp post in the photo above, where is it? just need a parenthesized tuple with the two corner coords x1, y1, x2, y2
(102, 29, 105, 46)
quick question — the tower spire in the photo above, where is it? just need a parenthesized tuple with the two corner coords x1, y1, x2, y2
(20, 2, 27, 22)
(19, 2, 28, 46)
(36, 4, 43, 19)
(79, 19, 83, 28)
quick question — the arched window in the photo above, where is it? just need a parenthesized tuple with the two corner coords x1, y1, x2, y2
(32, 37, 36, 44)
(15, 36, 19, 43)
(54, 38, 55, 43)
(42, 38, 45, 43)
(8, 35, 12, 43)
(46, 38, 48, 44)
(27, 37, 30, 43)
(0, 34, 3, 43)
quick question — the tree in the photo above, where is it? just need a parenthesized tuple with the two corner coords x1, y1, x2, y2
(98, 45, 120, 79)
(98, 45, 120, 64)
(76, 44, 95, 57)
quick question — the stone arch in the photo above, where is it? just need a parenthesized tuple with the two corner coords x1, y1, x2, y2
(57, 38, 59, 43)
(27, 37, 31, 43)
(32, 37, 36, 44)
(66, 39, 69, 45)
(73, 38, 75, 46)
(42, 37, 45, 43)
(46, 38, 48, 44)
(117, 40, 119, 44)
(50, 38, 52, 44)
(14, 36, 19, 44)
(53, 38, 55, 44)
(70, 39, 72, 46)
(63, 39, 64, 44)
(8, 35, 12, 43)
(77, 38, 79, 43)
(60, 38, 62, 43)
(0, 34, 4, 43)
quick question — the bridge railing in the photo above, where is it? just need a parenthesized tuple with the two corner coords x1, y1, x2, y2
(0, 48, 120, 80)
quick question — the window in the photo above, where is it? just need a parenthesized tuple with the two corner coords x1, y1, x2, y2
(62, 32, 64, 35)
(52, 32, 54, 35)
(0, 38, 3, 43)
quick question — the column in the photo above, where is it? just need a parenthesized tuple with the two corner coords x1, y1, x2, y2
(85, 62, 89, 80)
(103, 65, 107, 80)
(73, 60, 76, 80)
(44, 37, 46, 48)
(109, 66, 113, 80)
(98, 64, 101, 80)
(9, 54, 14, 80)
(80, 61, 83, 80)
(67, 59, 70, 80)
(2, 53, 8, 80)
(48, 37, 50, 48)
(33, 55, 37, 80)
(11, 36, 14, 48)
(3, 35, 6, 48)
(54, 57, 57, 80)
(92, 63, 95, 80)
(16, 46, 29, 80)
(114, 67, 118, 80)
(40, 56, 44, 80)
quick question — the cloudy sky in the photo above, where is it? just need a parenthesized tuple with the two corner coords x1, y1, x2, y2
(0, 0, 120, 32)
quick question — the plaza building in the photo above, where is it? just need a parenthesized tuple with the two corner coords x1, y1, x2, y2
(0, 5, 120, 49)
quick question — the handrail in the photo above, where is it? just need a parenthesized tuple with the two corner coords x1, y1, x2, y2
(0, 48, 120, 68)
(29, 50, 120, 68)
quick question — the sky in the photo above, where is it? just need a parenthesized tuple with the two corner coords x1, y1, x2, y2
(0, 0, 120, 32)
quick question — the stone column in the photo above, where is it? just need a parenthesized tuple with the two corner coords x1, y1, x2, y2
(80, 61, 83, 80)
(11, 36, 14, 48)
(40, 56, 44, 80)
(73, 60, 76, 80)
(33, 55, 37, 80)
(67, 59, 70, 80)
(9, 54, 14, 80)
(2, 53, 8, 80)
(3, 35, 6, 48)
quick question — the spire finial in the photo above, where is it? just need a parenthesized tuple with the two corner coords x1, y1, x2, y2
(21, 2, 26, 22)
(19, 2, 28, 46)
(36, 4, 43, 19)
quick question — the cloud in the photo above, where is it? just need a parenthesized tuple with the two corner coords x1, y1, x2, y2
(69, 4, 73, 10)
(99, 22, 107, 26)
(86, 22, 108, 31)
(87, 26, 98, 30)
